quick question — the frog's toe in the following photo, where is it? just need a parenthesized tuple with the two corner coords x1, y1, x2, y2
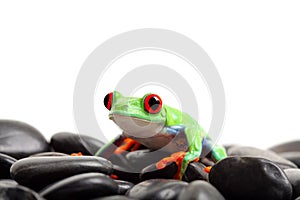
(114, 138, 140, 154)
(204, 166, 212, 173)
(156, 152, 187, 180)
(212, 145, 227, 162)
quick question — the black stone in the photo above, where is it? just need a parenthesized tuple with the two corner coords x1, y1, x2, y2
(178, 180, 225, 200)
(200, 157, 215, 166)
(126, 149, 170, 171)
(40, 173, 118, 200)
(126, 179, 188, 200)
(279, 152, 300, 167)
(284, 169, 300, 198)
(0, 120, 49, 159)
(227, 146, 297, 169)
(183, 162, 208, 182)
(30, 152, 69, 157)
(0, 153, 17, 179)
(0, 179, 45, 200)
(209, 156, 293, 200)
(11, 156, 112, 191)
(50, 132, 105, 155)
(112, 165, 141, 184)
(269, 140, 300, 153)
(91, 195, 137, 200)
(109, 153, 133, 169)
(114, 180, 134, 195)
(140, 162, 178, 181)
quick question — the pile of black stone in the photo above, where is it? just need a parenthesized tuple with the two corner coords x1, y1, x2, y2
(0, 119, 300, 200)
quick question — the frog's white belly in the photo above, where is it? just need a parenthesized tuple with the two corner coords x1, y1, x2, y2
(123, 128, 189, 153)
(111, 113, 189, 152)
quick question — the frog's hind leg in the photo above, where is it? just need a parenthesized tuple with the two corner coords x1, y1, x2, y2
(211, 144, 227, 162)
(156, 128, 203, 180)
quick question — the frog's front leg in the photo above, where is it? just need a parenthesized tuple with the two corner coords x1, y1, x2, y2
(113, 137, 141, 154)
(211, 144, 227, 162)
(94, 134, 141, 158)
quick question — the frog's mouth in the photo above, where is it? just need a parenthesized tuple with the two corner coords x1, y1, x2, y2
(109, 114, 165, 138)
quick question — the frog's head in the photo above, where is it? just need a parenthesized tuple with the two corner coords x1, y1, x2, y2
(103, 91, 166, 138)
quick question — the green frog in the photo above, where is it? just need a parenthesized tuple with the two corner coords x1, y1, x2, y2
(95, 91, 227, 179)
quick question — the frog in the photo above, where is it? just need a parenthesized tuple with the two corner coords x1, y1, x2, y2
(95, 91, 227, 180)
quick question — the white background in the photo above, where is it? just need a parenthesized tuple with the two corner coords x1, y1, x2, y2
(1, 1, 299, 149)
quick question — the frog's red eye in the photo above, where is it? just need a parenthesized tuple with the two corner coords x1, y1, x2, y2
(144, 94, 162, 114)
(104, 92, 113, 110)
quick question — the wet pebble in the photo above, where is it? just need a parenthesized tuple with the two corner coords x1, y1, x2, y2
(11, 156, 112, 191)
(0, 179, 45, 200)
(126, 179, 188, 200)
(209, 156, 293, 200)
(279, 152, 300, 167)
(183, 162, 208, 182)
(269, 140, 300, 153)
(284, 169, 300, 198)
(0, 120, 49, 159)
(178, 180, 225, 200)
(114, 180, 134, 195)
(50, 132, 105, 155)
(112, 165, 141, 184)
(30, 152, 69, 157)
(0, 153, 17, 179)
(109, 153, 133, 169)
(227, 145, 297, 169)
(91, 195, 137, 200)
(140, 161, 178, 181)
(126, 149, 169, 171)
(40, 173, 118, 200)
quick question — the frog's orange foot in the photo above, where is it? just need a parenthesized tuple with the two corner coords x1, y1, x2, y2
(155, 152, 186, 180)
(113, 138, 141, 154)
(204, 166, 212, 173)
(71, 152, 83, 156)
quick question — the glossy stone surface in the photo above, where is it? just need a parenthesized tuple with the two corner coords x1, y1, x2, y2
(40, 173, 118, 200)
(126, 179, 188, 200)
(178, 180, 225, 200)
(209, 156, 293, 200)
(114, 180, 134, 195)
(284, 169, 300, 198)
(11, 156, 112, 191)
(30, 152, 69, 157)
(183, 162, 208, 182)
(0, 120, 49, 159)
(227, 146, 297, 169)
(126, 149, 169, 171)
(91, 196, 137, 200)
(279, 152, 300, 167)
(50, 132, 105, 155)
(0, 153, 17, 179)
(0, 179, 45, 200)
(140, 162, 178, 181)
(112, 165, 141, 184)
(269, 140, 300, 153)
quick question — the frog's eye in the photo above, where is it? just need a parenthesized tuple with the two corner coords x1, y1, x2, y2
(104, 92, 113, 110)
(144, 94, 162, 114)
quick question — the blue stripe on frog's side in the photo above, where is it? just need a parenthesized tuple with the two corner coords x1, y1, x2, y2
(166, 125, 186, 136)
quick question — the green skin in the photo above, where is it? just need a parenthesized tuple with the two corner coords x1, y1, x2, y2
(99, 91, 227, 179)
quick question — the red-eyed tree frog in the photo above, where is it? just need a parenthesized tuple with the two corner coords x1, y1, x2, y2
(95, 91, 227, 180)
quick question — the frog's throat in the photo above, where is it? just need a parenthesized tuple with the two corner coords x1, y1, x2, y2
(109, 113, 165, 138)
(108, 112, 165, 124)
